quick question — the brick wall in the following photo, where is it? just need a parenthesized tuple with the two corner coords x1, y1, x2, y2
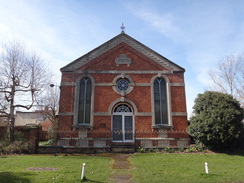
(0, 126, 40, 153)
(0, 127, 7, 140)
(58, 41, 189, 144)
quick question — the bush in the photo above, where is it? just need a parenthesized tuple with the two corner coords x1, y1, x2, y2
(138, 147, 145, 153)
(1, 141, 28, 154)
(0, 131, 28, 154)
(187, 91, 244, 150)
(185, 146, 204, 153)
(39, 139, 55, 146)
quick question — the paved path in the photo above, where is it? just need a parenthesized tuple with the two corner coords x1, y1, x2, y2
(110, 153, 134, 183)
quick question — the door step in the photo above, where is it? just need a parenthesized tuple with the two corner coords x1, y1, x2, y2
(111, 145, 135, 153)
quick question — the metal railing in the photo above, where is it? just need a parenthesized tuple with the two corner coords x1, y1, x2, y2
(39, 129, 189, 148)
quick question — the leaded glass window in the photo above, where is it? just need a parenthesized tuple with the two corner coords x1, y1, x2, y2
(114, 104, 132, 113)
(154, 78, 168, 125)
(117, 79, 129, 91)
(78, 77, 91, 124)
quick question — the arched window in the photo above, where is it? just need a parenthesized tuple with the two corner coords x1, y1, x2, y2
(78, 77, 92, 124)
(154, 78, 168, 125)
(114, 104, 132, 113)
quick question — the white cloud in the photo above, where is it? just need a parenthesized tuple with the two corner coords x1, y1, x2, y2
(135, 11, 182, 41)
(0, 0, 114, 85)
(1, 0, 243, 114)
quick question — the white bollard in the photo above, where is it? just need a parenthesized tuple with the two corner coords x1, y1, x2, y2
(81, 163, 86, 180)
(205, 162, 209, 174)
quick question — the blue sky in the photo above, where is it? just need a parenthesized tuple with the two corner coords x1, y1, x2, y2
(0, 0, 243, 116)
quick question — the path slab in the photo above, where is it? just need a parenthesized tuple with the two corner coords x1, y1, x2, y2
(110, 153, 134, 183)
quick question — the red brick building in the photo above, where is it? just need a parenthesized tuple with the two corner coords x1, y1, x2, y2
(58, 31, 189, 149)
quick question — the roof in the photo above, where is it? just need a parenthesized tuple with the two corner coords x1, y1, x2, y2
(61, 32, 185, 72)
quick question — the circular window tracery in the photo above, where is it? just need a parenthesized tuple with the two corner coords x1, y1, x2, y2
(112, 74, 134, 96)
(117, 79, 130, 91)
(114, 104, 132, 113)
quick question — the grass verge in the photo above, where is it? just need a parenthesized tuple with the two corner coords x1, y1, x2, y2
(0, 154, 111, 183)
(0, 152, 244, 183)
(130, 153, 244, 183)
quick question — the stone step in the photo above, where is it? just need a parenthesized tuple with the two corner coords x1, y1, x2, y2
(111, 145, 135, 153)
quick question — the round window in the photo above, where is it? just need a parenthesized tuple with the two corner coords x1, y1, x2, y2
(112, 74, 134, 96)
(117, 79, 129, 91)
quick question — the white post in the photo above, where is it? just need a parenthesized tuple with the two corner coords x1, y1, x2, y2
(205, 162, 209, 174)
(81, 163, 86, 180)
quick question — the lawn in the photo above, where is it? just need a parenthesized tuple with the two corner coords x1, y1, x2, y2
(130, 153, 244, 183)
(0, 154, 111, 183)
(0, 152, 243, 183)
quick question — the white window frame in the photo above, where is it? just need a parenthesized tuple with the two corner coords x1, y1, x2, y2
(112, 104, 134, 142)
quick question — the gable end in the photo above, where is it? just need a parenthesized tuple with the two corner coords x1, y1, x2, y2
(61, 33, 185, 72)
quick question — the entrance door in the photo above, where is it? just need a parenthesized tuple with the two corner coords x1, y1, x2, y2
(112, 104, 134, 142)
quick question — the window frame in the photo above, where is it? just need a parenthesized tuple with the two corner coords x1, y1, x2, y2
(112, 74, 134, 96)
(73, 75, 95, 128)
(151, 75, 172, 128)
(112, 103, 134, 142)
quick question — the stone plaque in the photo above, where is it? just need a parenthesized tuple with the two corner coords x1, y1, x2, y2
(115, 54, 131, 66)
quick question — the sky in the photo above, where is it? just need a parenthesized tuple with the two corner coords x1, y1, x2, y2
(0, 0, 243, 116)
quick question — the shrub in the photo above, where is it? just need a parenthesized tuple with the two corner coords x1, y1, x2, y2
(179, 148, 185, 152)
(0, 131, 28, 154)
(2, 141, 28, 154)
(138, 147, 145, 153)
(187, 91, 244, 150)
(185, 146, 204, 153)
(154, 148, 160, 153)
(47, 139, 55, 146)
(163, 146, 170, 153)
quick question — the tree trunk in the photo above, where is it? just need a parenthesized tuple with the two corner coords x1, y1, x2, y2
(9, 84, 15, 143)
(9, 117, 15, 143)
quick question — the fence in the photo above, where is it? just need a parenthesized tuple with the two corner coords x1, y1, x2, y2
(2, 126, 244, 154)
(38, 129, 190, 149)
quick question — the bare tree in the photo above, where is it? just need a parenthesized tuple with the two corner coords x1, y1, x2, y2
(209, 53, 244, 105)
(0, 40, 51, 142)
(37, 84, 60, 141)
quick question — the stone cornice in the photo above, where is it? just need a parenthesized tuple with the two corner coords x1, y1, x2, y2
(170, 83, 185, 87)
(172, 112, 187, 116)
(71, 70, 174, 74)
(61, 82, 185, 87)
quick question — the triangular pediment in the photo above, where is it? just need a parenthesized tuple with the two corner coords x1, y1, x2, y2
(61, 32, 185, 72)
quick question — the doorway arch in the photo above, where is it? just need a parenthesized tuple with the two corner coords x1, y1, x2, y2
(112, 104, 134, 142)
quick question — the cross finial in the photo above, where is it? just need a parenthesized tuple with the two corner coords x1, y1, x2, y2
(120, 23, 125, 33)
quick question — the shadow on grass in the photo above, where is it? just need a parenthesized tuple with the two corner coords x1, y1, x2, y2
(213, 149, 244, 156)
(199, 173, 221, 182)
(0, 172, 34, 183)
(81, 177, 105, 183)
(227, 149, 244, 156)
(200, 173, 219, 178)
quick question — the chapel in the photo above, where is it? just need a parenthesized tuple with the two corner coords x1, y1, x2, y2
(57, 28, 190, 150)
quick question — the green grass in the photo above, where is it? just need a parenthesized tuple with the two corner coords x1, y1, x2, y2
(0, 153, 244, 183)
(0, 154, 111, 183)
(130, 153, 244, 183)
